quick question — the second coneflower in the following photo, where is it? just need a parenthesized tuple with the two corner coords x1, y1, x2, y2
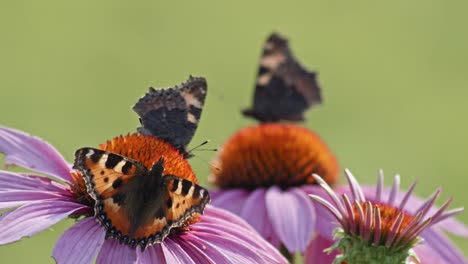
(210, 123, 338, 254)
(308, 170, 467, 264)
(209, 32, 339, 256)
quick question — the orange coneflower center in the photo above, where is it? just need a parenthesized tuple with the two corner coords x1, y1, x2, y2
(210, 123, 338, 190)
(353, 201, 416, 243)
(99, 133, 197, 183)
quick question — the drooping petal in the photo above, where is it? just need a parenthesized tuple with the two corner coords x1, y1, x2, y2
(0, 170, 68, 193)
(0, 200, 87, 244)
(265, 186, 315, 252)
(305, 185, 344, 240)
(304, 234, 337, 264)
(420, 227, 467, 264)
(192, 231, 280, 264)
(240, 188, 280, 247)
(0, 190, 70, 210)
(52, 217, 105, 264)
(209, 189, 250, 215)
(96, 238, 137, 264)
(0, 127, 72, 182)
(192, 206, 287, 263)
(413, 243, 447, 264)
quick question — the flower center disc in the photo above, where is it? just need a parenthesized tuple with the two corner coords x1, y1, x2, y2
(99, 133, 197, 183)
(210, 123, 339, 189)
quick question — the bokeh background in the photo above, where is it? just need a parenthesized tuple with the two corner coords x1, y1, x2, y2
(0, 1, 467, 263)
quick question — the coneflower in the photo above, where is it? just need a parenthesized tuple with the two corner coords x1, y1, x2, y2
(308, 170, 467, 264)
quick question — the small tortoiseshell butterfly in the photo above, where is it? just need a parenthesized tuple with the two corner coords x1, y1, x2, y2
(73, 76, 210, 250)
(133, 76, 207, 157)
(243, 33, 322, 122)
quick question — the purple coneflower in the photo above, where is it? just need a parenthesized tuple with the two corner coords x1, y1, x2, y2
(209, 123, 339, 256)
(308, 169, 467, 264)
(0, 126, 287, 264)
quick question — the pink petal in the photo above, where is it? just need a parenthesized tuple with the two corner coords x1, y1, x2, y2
(0, 200, 87, 244)
(413, 243, 447, 264)
(265, 187, 315, 253)
(420, 227, 467, 264)
(136, 243, 167, 264)
(96, 238, 136, 264)
(171, 235, 215, 263)
(0, 190, 71, 210)
(202, 205, 253, 230)
(0, 170, 68, 192)
(191, 231, 272, 263)
(304, 234, 337, 264)
(193, 207, 287, 263)
(0, 126, 72, 182)
(239, 189, 281, 247)
(303, 185, 342, 240)
(162, 238, 197, 264)
(52, 217, 105, 264)
(209, 189, 249, 215)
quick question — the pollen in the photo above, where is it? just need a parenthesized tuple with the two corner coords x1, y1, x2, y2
(210, 123, 338, 189)
(99, 133, 197, 183)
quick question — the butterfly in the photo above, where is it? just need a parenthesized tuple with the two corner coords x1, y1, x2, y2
(243, 33, 322, 122)
(74, 147, 210, 250)
(73, 76, 210, 250)
(133, 76, 207, 157)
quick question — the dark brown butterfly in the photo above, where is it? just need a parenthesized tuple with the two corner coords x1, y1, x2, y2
(243, 33, 322, 122)
(133, 76, 207, 157)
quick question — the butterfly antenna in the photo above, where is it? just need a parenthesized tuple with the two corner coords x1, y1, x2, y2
(186, 140, 218, 155)
(191, 152, 221, 172)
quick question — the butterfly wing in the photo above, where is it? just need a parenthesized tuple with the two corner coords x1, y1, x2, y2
(130, 175, 210, 249)
(73, 148, 148, 246)
(132, 76, 207, 154)
(243, 33, 322, 122)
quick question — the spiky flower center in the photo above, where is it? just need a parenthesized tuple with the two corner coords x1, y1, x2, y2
(331, 201, 421, 264)
(210, 123, 338, 189)
(353, 202, 416, 246)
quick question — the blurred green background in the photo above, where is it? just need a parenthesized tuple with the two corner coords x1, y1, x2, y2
(0, 1, 467, 263)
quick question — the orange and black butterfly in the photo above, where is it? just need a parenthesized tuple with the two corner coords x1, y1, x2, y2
(243, 33, 322, 122)
(73, 77, 210, 250)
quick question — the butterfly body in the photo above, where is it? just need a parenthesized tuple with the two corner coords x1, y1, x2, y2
(74, 147, 210, 250)
(243, 33, 322, 122)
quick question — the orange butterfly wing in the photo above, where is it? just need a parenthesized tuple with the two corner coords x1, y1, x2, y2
(132, 175, 210, 243)
(74, 148, 146, 243)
